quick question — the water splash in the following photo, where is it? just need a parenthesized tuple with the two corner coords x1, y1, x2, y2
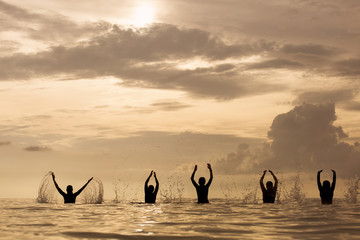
(79, 177, 104, 204)
(112, 178, 130, 203)
(344, 174, 359, 204)
(279, 173, 306, 203)
(159, 175, 184, 203)
(220, 179, 239, 200)
(36, 171, 58, 203)
(241, 184, 259, 203)
(37, 171, 103, 204)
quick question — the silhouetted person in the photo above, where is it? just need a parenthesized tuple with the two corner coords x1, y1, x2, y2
(191, 163, 213, 203)
(52, 173, 93, 203)
(260, 170, 278, 203)
(144, 170, 159, 203)
(317, 169, 336, 204)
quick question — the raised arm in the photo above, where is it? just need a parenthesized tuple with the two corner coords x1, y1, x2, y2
(191, 165, 198, 187)
(52, 173, 65, 196)
(154, 172, 159, 194)
(206, 163, 213, 187)
(331, 169, 336, 191)
(74, 177, 93, 196)
(260, 170, 266, 191)
(317, 170, 322, 190)
(269, 170, 278, 189)
(145, 171, 153, 192)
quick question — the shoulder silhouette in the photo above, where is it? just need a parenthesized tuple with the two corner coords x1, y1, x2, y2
(317, 169, 336, 204)
(260, 170, 278, 203)
(52, 172, 93, 203)
(191, 163, 213, 203)
(144, 170, 159, 203)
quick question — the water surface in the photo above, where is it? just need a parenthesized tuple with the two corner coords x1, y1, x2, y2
(0, 198, 359, 239)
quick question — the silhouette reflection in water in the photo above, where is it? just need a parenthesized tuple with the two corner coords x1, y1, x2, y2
(144, 170, 159, 203)
(52, 172, 93, 203)
(260, 170, 278, 203)
(317, 169, 336, 204)
(191, 163, 213, 203)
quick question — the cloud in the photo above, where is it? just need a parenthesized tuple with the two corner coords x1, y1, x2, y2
(247, 59, 304, 70)
(214, 143, 271, 174)
(0, 141, 11, 146)
(293, 89, 358, 105)
(333, 58, 360, 76)
(341, 101, 360, 111)
(215, 103, 360, 176)
(150, 101, 192, 111)
(23, 145, 53, 152)
(280, 44, 339, 57)
(0, 0, 111, 42)
(0, 23, 283, 99)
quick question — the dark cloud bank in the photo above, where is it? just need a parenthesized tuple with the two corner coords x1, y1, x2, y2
(23, 145, 53, 152)
(216, 103, 360, 177)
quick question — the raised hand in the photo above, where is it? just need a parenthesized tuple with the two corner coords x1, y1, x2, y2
(194, 165, 198, 171)
(154, 172, 157, 177)
(263, 170, 267, 174)
(318, 170, 323, 173)
(331, 169, 336, 173)
(88, 177, 93, 182)
(52, 172, 55, 179)
(207, 163, 212, 170)
(269, 170, 273, 173)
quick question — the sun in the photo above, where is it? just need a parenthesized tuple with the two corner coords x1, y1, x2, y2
(132, 3, 156, 27)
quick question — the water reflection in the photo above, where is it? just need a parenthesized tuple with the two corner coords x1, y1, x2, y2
(0, 199, 359, 239)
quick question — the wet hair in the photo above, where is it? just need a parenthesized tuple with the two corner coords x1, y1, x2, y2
(148, 185, 154, 192)
(266, 181, 273, 189)
(199, 177, 206, 186)
(323, 180, 330, 189)
(66, 185, 73, 193)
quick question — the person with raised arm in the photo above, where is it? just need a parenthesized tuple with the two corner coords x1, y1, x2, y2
(52, 172, 93, 204)
(317, 169, 336, 204)
(144, 170, 159, 203)
(260, 170, 278, 203)
(191, 163, 213, 203)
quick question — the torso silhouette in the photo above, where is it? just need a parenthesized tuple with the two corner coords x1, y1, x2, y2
(194, 184, 209, 203)
(261, 187, 276, 203)
(317, 171, 336, 204)
(61, 192, 79, 203)
(145, 189, 158, 203)
(52, 175, 92, 204)
(144, 172, 159, 204)
(319, 186, 334, 204)
(191, 165, 213, 204)
(260, 171, 278, 203)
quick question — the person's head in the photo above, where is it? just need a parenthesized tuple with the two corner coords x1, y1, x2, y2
(266, 181, 273, 190)
(323, 180, 330, 189)
(199, 177, 206, 186)
(148, 185, 154, 193)
(66, 185, 73, 194)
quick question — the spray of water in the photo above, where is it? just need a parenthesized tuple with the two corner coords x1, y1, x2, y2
(220, 179, 239, 200)
(37, 171, 104, 204)
(279, 173, 306, 204)
(36, 171, 59, 203)
(79, 177, 104, 204)
(241, 184, 259, 203)
(344, 174, 360, 204)
(112, 178, 130, 203)
(159, 175, 184, 203)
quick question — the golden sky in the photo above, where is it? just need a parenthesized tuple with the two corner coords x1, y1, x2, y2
(0, 0, 359, 198)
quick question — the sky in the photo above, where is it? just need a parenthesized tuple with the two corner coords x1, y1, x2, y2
(0, 0, 359, 199)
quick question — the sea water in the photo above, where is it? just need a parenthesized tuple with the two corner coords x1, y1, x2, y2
(1, 173, 358, 239)
(0, 198, 359, 240)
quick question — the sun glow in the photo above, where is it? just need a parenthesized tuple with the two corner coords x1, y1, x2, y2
(132, 3, 156, 27)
